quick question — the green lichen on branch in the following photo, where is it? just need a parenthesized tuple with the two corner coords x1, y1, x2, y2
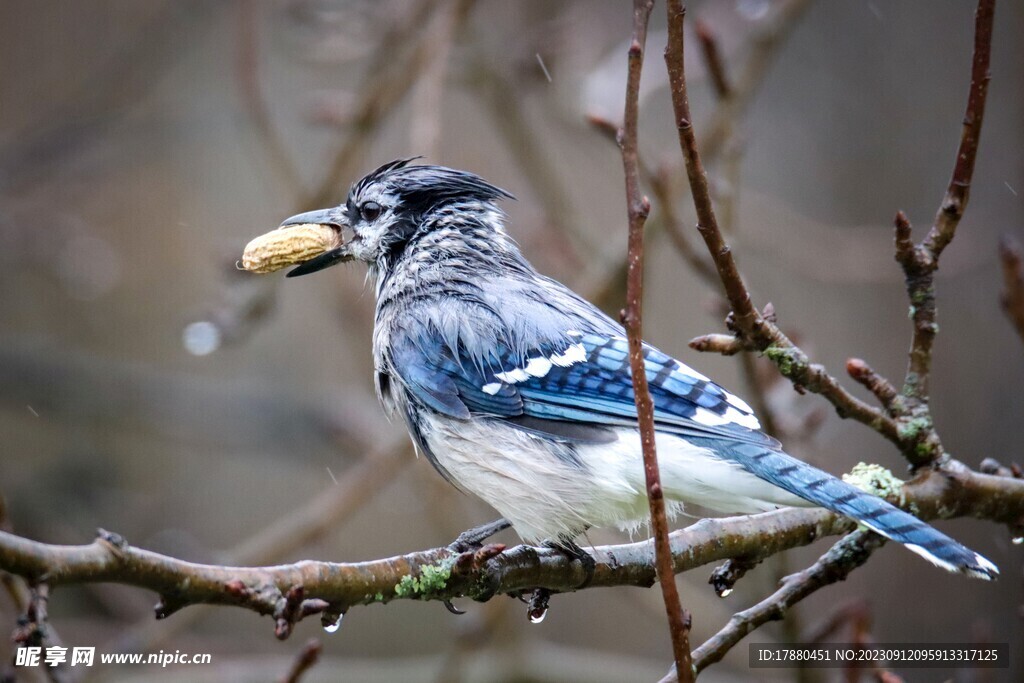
(394, 557, 456, 599)
(762, 344, 802, 378)
(895, 415, 942, 463)
(842, 462, 904, 499)
(897, 416, 931, 442)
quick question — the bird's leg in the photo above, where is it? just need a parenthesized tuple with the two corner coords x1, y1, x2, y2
(449, 518, 512, 553)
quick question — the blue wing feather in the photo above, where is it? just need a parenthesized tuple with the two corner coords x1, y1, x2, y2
(390, 326, 773, 447)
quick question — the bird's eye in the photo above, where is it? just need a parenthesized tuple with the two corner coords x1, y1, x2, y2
(360, 201, 382, 221)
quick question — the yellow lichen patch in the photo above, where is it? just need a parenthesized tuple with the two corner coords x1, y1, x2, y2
(240, 223, 338, 274)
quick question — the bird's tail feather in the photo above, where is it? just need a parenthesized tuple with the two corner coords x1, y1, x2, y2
(715, 442, 998, 580)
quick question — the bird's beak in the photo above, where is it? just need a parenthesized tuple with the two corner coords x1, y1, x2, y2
(278, 208, 353, 278)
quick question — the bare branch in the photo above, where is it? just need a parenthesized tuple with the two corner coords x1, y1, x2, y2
(922, 0, 995, 259)
(1, 461, 1020, 638)
(664, 0, 900, 449)
(648, 165, 720, 285)
(102, 442, 410, 655)
(671, 0, 998, 469)
(689, 530, 885, 678)
(885, 0, 996, 466)
(698, 0, 815, 161)
(664, 0, 757, 332)
(618, 1, 694, 678)
(845, 358, 899, 412)
(587, 116, 719, 287)
(10, 584, 73, 683)
(694, 20, 731, 100)
(278, 638, 323, 683)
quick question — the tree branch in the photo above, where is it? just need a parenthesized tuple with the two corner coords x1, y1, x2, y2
(618, 1, 694, 679)
(665, 0, 899, 445)
(694, 21, 731, 100)
(922, 0, 994, 260)
(681, 530, 885, 680)
(1, 460, 1020, 639)
(672, 0, 998, 469)
(884, 0, 995, 466)
(664, 0, 757, 333)
(278, 638, 322, 683)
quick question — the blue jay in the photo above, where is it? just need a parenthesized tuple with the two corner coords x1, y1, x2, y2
(280, 158, 997, 580)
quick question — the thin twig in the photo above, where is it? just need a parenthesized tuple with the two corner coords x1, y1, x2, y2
(618, 1, 694, 679)
(278, 638, 323, 683)
(686, 530, 885, 679)
(10, 584, 73, 683)
(922, 0, 995, 260)
(586, 1, 811, 311)
(648, 165, 720, 285)
(694, 20, 731, 100)
(885, 0, 996, 466)
(668, 0, 912, 451)
(586, 117, 713, 282)
(698, 0, 815, 161)
(845, 358, 899, 412)
(665, 0, 757, 332)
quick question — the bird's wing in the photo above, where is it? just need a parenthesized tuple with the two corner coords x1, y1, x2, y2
(391, 325, 778, 449)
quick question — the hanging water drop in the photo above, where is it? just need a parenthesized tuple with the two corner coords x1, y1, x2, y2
(719, 588, 733, 598)
(527, 588, 551, 624)
(1012, 536, 1023, 545)
(322, 611, 345, 633)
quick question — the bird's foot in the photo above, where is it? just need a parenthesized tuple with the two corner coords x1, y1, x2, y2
(442, 520, 511, 616)
(449, 518, 512, 553)
(542, 538, 597, 589)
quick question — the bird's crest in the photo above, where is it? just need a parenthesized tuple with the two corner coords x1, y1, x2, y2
(350, 158, 515, 215)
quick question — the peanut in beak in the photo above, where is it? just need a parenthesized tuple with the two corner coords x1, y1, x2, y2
(240, 223, 339, 274)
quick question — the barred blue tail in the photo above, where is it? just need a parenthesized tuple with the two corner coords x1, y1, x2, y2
(718, 442, 998, 580)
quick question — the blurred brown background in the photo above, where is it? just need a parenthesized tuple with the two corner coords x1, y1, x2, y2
(1, 1, 1022, 681)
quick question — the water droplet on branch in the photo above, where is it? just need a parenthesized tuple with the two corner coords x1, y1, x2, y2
(321, 611, 345, 633)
